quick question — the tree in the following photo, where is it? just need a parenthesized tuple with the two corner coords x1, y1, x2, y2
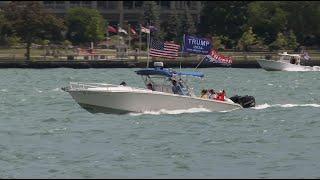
(7, 36, 21, 48)
(237, 27, 258, 51)
(66, 7, 106, 44)
(247, 1, 288, 44)
(163, 11, 180, 42)
(142, 1, 161, 38)
(199, 1, 250, 46)
(282, 1, 320, 46)
(179, 4, 196, 38)
(286, 30, 299, 50)
(3, 1, 65, 60)
(269, 32, 288, 50)
(212, 36, 225, 50)
(0, 10, 8, 45)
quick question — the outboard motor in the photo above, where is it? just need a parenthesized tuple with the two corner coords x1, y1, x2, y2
(230, 95, 255, 108)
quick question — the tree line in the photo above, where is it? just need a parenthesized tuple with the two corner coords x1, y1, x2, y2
(0, 1, 319, 60)
(199, 1, 319, 51)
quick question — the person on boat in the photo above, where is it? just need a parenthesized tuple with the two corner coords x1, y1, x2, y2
(290, 57, 297, 64)
(208, 89, 217, 99)
(146, 83, 154, 91)
(120, 81, 127, 86)
(215, 90, 226, 101)
(171, 79, 184, 95)
(177, 78, 190, 96)
(200, 89, 209, 99)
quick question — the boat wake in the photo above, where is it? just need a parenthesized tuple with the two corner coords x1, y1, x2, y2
(253, 103, 320, 110)
(129, 108, 212, 116)
(291, 66, 320, 71)
(307, 66, 320, 71)
(128, 103, 320, 115)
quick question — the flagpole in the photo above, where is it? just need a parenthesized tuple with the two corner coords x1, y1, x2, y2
(139, 24, 142, 57)
(195, 56, 205, 70)
(179, 34, 185, 72)
(146, 21, 152, 68)
(117, 24, 120, 58)
(106, 21, 109, 49)
(147, 28, 150, 68)
(128, 23, 131, 51)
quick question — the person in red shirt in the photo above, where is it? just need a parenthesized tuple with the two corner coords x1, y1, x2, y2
(215, 90, 226, 101)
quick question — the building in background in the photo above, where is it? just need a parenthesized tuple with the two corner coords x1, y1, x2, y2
(39, 1, 202, 27)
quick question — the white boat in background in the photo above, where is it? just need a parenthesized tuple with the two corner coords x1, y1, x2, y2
(62, 62, 255, 114)
(257, 52, 320, 71)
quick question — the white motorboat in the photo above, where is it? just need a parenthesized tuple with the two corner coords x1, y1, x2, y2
(62, 62, 255, 114)
(257, 52, 319, 71)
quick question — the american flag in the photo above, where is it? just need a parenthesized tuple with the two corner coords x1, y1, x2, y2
(149, 39, 180, 59)
(203, 50, 232, 65)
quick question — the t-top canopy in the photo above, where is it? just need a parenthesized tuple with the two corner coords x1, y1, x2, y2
(135, 67, 204, 78)
(278, 52, 301, 57)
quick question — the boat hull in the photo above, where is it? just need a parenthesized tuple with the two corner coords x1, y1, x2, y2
(257, 59, 318, 71)
(66, 89, 242, 114)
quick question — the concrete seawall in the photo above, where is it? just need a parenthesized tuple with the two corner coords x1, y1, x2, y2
(0, 59, 319, 69)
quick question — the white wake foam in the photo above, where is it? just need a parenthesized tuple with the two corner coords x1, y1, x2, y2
(129, 108, 212, 116)
(253, 103, 320, 110)
(34, 88, 43, 93)
(0, 89, 8, 92)
(52, 88, 62, 92)
(253, 103, 271, 109)
(129, 103, 320, 115)
(311, 66, 320, 71)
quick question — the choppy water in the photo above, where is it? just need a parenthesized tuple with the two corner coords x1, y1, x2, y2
(1, 67, 320, 178)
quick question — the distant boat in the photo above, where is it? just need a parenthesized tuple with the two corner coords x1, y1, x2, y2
(257, 52, 320, 71)
(62, 62, 255, 114)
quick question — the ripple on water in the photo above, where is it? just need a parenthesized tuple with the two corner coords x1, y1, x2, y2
(42, 118, 58, 122)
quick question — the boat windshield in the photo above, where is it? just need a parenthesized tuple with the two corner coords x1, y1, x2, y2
(135, 62, 203, 96)
(140, 74, 195, 96)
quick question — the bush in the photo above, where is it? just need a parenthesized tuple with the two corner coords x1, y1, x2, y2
(7, 36, 21, 48)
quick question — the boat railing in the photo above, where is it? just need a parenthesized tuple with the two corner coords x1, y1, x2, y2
(67, 82, 198, 95)
(68, 82, 153, 92)
(69, 82, 120, 90)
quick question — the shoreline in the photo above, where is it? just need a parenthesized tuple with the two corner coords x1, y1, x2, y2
(0, 59, 262, 68)
(1, 49, 319, 69)
(0, 59, 319, 69)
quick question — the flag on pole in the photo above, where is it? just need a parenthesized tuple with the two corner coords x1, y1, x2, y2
(118, 27, 128, 35)
(107, 25, 117, 33)
(301, 51, 311, 60)
(149, 39, 180, 59)
(141, 26, 150, 34)
(130, 27, 137, 36)
(203, 50, 233, 65)
(148, 25, 158, 32)
(183, 35, 212, 55)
